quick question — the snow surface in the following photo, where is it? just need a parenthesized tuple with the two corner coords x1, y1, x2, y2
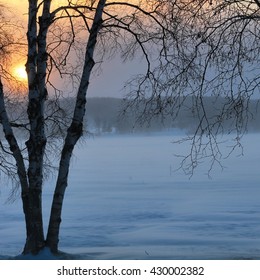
(0, 132, 260, 260)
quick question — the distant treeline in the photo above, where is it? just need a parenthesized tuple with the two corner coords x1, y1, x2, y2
(2, 96, 260, 139)
(83, 97, 260, 135)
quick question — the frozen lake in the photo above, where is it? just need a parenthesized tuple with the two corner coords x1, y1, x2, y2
(0, 132, 260, 259)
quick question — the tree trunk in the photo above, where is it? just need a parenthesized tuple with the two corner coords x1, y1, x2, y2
(0, 79, 34, 253)
(22, 0, 52, 254)
(46, 0, 106, 253)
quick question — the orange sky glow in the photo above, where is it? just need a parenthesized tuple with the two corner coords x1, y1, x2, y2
(1, 0, 153, 94)
(1, 0, 71, 85)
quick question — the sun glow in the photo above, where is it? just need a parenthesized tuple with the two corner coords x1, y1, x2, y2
(13, 65, 27, 82)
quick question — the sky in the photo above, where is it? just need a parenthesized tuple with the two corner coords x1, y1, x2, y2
(88, 57, 145, 98)
(1, 0, 146, 98)
(3, 1, 260, 100)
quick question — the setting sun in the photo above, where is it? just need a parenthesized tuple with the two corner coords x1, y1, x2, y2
(13, 65, 27, 82)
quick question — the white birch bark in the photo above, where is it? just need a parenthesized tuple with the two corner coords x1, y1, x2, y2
(23, 0, 52, 254)
(46, 0, 106, 253)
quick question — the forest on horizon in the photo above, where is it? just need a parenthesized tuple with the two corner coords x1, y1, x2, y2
(83, 96, 260, 135)
(3, 96, 259, 139)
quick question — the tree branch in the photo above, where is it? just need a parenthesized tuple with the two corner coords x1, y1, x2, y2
(0, 77, 29, 192)
(254, 0, 260, 8)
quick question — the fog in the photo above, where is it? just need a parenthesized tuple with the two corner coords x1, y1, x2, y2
(0, 132, 260, 259)
(82, 97, 260, 135)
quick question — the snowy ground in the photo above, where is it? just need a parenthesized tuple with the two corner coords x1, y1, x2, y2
(0, 132, 260, 259)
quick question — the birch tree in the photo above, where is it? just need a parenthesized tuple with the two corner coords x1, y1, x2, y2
(0, 0, 180, 255)
(2, 0, 258, 256)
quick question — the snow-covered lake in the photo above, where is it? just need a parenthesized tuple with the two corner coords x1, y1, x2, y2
(0, 132, 260, 259)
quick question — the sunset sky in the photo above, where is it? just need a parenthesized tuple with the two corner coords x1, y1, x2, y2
(1, 0, 143, 97)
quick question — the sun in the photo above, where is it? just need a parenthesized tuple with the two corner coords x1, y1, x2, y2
(13, 65, 27, 82)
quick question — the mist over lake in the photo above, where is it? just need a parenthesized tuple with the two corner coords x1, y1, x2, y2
(0, 132, 260, 259)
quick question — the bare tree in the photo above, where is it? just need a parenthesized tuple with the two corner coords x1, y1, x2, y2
(0, 0, 181, 255)
(1, 0, 258, 257)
